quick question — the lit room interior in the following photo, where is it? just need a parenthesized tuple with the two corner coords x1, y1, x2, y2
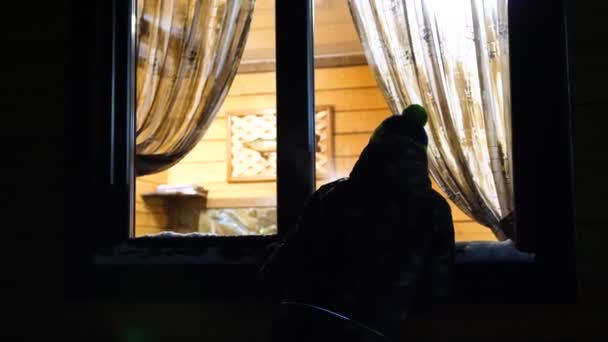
(135, 0, 508, 242)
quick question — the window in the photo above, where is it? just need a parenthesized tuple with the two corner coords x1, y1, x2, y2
(134, 0, 280, 238)
(66, 0, 577, 302)
(134, 0, 505, 242)
(312, 0, 502, 242)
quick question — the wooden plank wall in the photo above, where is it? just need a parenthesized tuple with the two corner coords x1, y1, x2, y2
(167, 65, 496, 241)
(135, 170, 169, 236)
(241, 0, 363, 62)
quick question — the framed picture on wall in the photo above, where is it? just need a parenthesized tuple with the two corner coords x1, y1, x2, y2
(226, 106, 334, 183)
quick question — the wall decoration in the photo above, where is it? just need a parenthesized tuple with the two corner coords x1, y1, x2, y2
(226, 106, 334, 182)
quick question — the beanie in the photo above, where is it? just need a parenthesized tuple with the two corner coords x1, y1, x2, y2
(370, 104, 429, 149)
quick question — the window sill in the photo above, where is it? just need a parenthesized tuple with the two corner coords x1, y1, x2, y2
(95, 234, 274, 265)
(96, 238, 532, 266)
(455, 239, 534, 264)
(86, 239, 545, 303)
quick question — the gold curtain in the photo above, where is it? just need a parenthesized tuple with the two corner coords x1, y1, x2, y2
(136, 0, 255, 175)
(349, 0, 513, 240)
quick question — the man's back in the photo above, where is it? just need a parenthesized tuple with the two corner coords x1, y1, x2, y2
(263, 177, 453, 333)
(261, 106, 455, 340)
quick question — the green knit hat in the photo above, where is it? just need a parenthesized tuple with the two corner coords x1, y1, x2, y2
(402, 104, 428, 127)
(390, 104, 429, 147)
(370, 104, 429, 148)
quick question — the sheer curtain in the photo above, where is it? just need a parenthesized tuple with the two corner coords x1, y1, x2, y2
(135, 0, 255, 175)
(349, 0, 513, 240)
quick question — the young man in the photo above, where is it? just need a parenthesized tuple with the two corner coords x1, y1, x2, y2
(262, 104, 455, 341)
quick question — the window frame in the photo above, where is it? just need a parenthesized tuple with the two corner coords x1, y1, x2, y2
(65, 0, 577, 303)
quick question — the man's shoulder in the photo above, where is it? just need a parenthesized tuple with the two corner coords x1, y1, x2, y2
(410, 188, 450, 206)
(317, 177, 349, 192)
(312, 177, 351, 202)
(403, 189, 452, 221)
(428, 189, 451, 209)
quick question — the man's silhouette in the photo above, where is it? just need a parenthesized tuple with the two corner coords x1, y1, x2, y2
(261, 104, 455, 341)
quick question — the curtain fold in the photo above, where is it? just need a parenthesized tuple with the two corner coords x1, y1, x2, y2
(135, 0, 255, 175)
(349, 0, 513, 239)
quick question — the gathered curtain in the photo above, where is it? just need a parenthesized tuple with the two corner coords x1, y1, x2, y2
(349, 0, 513, 240)
(135, 0, 255, 175)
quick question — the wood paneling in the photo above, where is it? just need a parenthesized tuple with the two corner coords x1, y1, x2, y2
(241, 0, 363, 63)
(215, 87, 385, 116)
(334, 109, 390, 134)
(135, 199, 165, 214)
(201, 118, 227, 141)
(179, 141, 227, 163)
(321, 65, 379, 89)
(203, 182, 276, 199)
(208, 196, 276, 209)
(453, 222, 497, 241)
(193, 100, 385, 161)
(230, 66, 377, 94)
(335, 133, 370, 157)
(168, 162, 228, 184)
(135, 170, 169, 236)
(136, 210, 168, 228)
(137, 226, 164, 236)
(165, 65, 496, 241)
(135, 178, 161, 194)
(245, 23, 361, 55)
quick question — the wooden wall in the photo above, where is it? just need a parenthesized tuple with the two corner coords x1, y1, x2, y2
(242, 0, 362, 62)
(135, 170, 169, 236)
(166, 65, 496, 241)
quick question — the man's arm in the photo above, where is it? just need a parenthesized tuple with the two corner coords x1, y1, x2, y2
(259, 179, 347, 292)
(389, 194, 455, 317)
(422, 194, 456, 301)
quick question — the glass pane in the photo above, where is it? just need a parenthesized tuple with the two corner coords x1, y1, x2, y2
(135, 0, 277, 237)
(314, 0, 511, 242)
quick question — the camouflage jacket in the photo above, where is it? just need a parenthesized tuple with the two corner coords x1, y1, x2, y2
(260, 115, 455, 336)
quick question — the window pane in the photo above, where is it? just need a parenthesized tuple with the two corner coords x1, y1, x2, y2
(135, 0, 277, 237)
(314, 0, 510, 242)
